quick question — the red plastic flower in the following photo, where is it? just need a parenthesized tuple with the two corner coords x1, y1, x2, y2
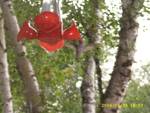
(63, 21, 81, 41)
(37, 23, 62, 44)
(39, 39, 64, 52)
(17, 21, 38, 41)
(34, 11, 60, 32)
(17, 11, 82, 52)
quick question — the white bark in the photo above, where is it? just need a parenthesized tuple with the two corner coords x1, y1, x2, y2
(0, 0, 42, 113)
(80, 0, 103, 113)
(81, 57, 96, 113)
(0, 11, 13, 113)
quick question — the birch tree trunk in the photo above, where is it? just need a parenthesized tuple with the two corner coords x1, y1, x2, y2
(81, 24, 100, 113)
(0, 0, 42, 113)
(0, 11, 13, 113)
(81, 57, 96, 113)
(80, 0, 104, 112)
(101, 0, 144, 113)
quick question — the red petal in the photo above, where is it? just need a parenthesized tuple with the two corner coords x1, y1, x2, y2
(63, 21, 81, 41)
(38, 23, 62, 44)
(38, 33, 62, 44)
(34, 11, 60, 32)
(39, 39, 64, 52)
(17, 21, 38, 41)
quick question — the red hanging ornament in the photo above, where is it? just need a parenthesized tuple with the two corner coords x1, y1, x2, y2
(34, 11, 60, 32)
(63, 21, 81, 41)
(39, 39, 64, 52)
(37, 23, 62, 44)
(17, 11, 82, 52)
(17, 21, 38, 41)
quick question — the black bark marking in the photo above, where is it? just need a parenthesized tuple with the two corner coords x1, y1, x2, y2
(119, 68, 131, 77)
(121, 88, 125, 92)
(0, 41, 7, 52)
(22, 42, 25, 46)
(122, 60, 132, 67)
(4, 49, 7, 52)
(0, 62, 4, 69)
(31, 74, 35, 78)
(7, 97, 12, 102)
(115, 92, 122, 97)
(0, 41, 4, 49)
(111, 108, 117, 112)
(17, 52, 25, 57)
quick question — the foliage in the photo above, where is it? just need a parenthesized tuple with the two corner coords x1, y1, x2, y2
(0, 0, 149, 113)
(122, 81, 150, 113)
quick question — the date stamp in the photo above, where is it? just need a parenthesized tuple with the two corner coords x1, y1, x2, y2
(101, 103, 144, 108)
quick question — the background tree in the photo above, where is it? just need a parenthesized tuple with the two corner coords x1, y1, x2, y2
(0, 9, 13, 113)
(101, 0, 144, 113)
(0, 0, 42, 112)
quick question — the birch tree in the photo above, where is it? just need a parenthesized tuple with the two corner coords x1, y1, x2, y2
(101, 0, 145, 113)
(80, 0, 104, 112)
(0, 10, 13, 113)
(81, 57, 96, 113)
(0, 0, 42, 113)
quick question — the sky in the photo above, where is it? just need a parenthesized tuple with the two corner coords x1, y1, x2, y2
(135, 16, 150, 64)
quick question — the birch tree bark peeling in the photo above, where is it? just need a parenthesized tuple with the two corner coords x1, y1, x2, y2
(102, 0, 145, 113)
